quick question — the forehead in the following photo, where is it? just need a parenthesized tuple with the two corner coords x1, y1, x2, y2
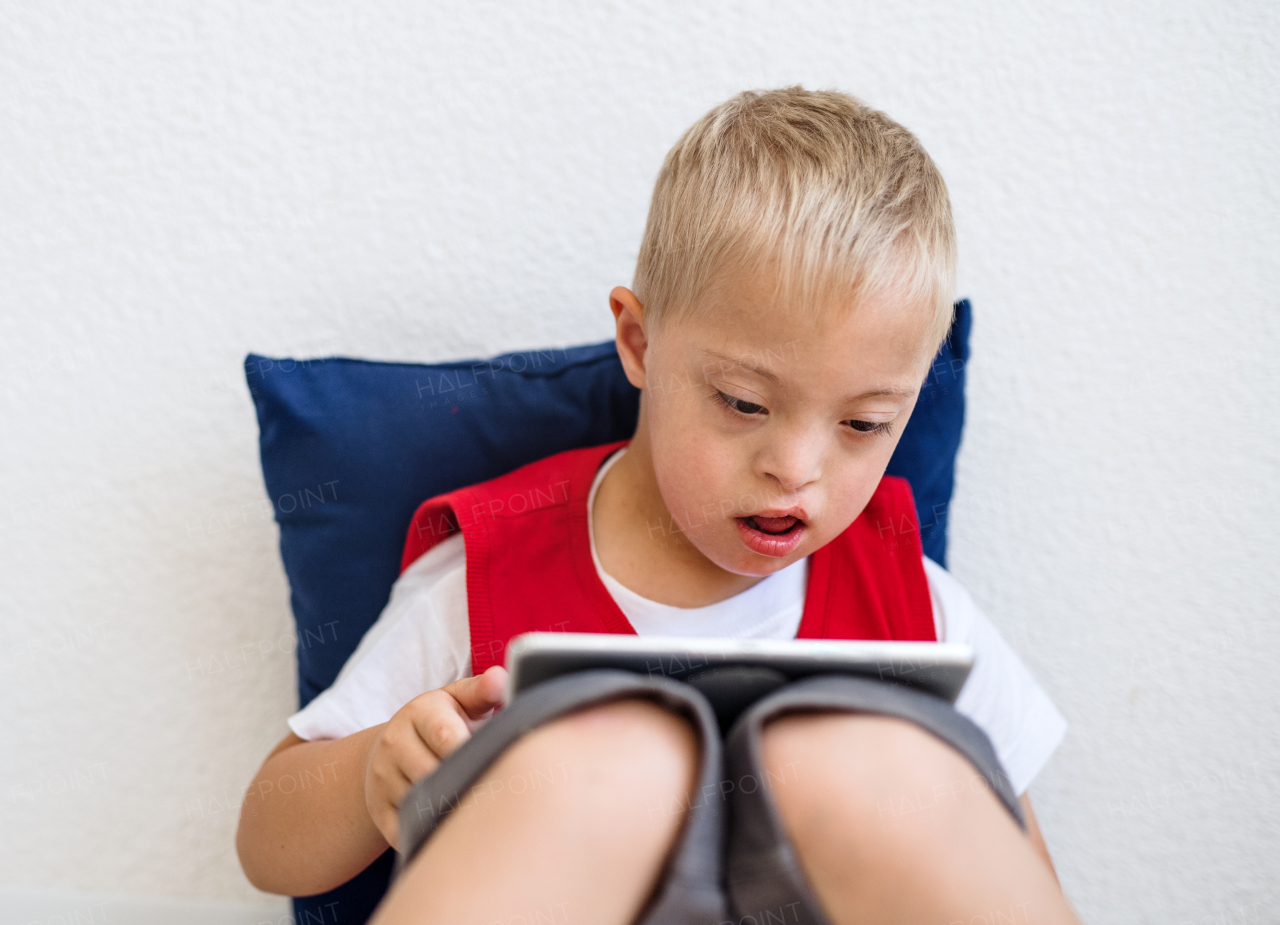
(664, 267, 938, 394)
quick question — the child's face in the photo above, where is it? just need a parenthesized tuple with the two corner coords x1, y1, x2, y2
(621, 270, 937, 578)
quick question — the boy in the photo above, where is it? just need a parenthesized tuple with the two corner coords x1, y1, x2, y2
(237, 88, 1079, 925)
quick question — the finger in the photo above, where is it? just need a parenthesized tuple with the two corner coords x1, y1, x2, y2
(381, 763, 420, 809)
(443, 665, 508, 720)
(409, 693, 476, 759)
(379, 720, 444, 783)
(395, 743, 440, 787)
(366, 759, 410, 848)
(370, 743, 412, 802)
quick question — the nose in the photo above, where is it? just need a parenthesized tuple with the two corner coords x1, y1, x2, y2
(760, 430, 825, 493)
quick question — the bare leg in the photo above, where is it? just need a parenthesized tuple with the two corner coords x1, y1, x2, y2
(370, 699, 698, 925)
(761, 714, 1081, 925)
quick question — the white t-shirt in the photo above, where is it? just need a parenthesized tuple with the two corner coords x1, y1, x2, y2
(290, 452, 1067, 795)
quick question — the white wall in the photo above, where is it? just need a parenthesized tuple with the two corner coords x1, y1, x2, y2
(1, 1, 1276, 922)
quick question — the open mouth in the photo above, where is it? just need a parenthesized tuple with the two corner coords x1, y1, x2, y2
(743, 515, 802, 535)
(736, 513, 807, 557)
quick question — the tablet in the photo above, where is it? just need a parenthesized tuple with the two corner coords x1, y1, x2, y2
(505, 633, 974, 704)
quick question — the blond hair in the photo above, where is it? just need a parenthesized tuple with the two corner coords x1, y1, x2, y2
(633, 87, 956, 346)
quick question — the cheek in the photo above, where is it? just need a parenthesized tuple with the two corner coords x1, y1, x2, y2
(823, 449, 897, 525)
(647, 399, 739, 514)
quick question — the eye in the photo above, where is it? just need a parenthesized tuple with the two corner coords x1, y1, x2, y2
(846, 419, 894, 436)
(714, 390, 766, 416)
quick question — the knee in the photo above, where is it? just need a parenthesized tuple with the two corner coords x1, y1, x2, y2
(760, 713, 983, 847)
(505, 698, 699, 817)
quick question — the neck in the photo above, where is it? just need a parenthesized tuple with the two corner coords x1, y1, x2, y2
(592, 411, 764, 608)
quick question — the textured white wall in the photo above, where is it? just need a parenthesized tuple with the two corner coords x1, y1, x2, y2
(1, 1, 1276, 922)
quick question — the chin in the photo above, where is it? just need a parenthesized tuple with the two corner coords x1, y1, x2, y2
(703, 541, 807, 578)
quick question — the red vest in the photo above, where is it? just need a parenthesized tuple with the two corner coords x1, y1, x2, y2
(401, 442, 936, 674)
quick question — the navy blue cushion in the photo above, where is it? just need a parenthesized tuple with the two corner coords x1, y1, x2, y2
(885, 297, 972, 566)
(245, 299, 969, 921)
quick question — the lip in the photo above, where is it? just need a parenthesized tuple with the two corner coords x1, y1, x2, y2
(736, 514, 806, 558)
(751, 506, 807, 520)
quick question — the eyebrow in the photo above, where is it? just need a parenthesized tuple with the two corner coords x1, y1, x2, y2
(700, 349, 918, 401)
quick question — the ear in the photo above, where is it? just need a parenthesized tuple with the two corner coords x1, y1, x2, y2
(609, 286, 649, 390)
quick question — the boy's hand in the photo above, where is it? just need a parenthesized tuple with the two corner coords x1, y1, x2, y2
(365, 665, 507, 848)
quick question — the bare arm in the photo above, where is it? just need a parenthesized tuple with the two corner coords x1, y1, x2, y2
(236, 726, 390, 896)
(235, 666, 507, 897)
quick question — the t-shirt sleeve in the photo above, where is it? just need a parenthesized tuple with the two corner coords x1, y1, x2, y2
(924, 556, 1068, 795)
(287, 534, 473, 741)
